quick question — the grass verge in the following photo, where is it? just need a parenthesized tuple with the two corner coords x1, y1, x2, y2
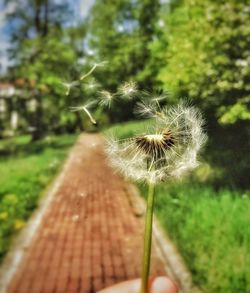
(0, 134, 77, 261)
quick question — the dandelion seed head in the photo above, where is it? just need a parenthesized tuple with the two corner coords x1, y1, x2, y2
(135, 131, 175, 159)
(106, 102, 207, 183)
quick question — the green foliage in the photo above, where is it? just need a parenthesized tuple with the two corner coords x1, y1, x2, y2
(84, 0, 161, 121)
(10, 32, 80, 137)
(155, 0, 250, 187)
(0, 134, 76, 261)
(218, 102, 250, 125)
(3, 0, 86, 139)
(87, 0, 160, 85)
(159, 0, 250, 125)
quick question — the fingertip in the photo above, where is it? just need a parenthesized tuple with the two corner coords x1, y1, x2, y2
(151, 277, 179, 293)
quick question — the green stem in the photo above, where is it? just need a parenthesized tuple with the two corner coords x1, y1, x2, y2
(140, 181, 155, 293)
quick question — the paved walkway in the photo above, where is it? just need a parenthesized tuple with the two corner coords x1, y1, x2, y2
(4, 134, 169, 293)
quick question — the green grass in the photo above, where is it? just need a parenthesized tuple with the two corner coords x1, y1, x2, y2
(140, 183, 250, 293)
(103, 119, 151, 139)
(105, 121, 250, 293)
(0, 134, 77, 261)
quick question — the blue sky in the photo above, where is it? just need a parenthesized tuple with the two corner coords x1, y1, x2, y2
(0, 0, 95, 74)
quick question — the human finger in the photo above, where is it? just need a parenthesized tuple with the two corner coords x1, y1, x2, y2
(150, 276, 179, 293)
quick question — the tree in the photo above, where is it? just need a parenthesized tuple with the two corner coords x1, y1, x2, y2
(157, 0, 250, 187)
(4, 0, 80, 140)
(159, 0, 250, 124)
(84, 0, 161, 122)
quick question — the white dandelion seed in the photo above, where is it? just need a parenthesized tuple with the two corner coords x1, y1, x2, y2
(61, 80, 79, 96)
(151, 93, 168, 103)
(80, 61, 108, 80)
(106, 102, 207, 183)
(70, 100, 97, 125)
(85, 78, 99, 91)
(118, 81, 138, 99)
(98, 90, 115, 108)
(135, 92, 168, 117)
(134, 100, 164, 120)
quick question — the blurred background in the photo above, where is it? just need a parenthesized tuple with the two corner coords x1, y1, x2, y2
(0, 0, 249, 292)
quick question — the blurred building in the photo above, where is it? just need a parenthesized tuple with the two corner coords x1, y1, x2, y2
(0, 80, 34, 137)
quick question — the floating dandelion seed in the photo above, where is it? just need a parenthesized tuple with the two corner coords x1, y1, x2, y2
(135, 93, 168, 118)
(134, 100, 163, 119)
(80, 61, 108, 80)
(85, 78, 99, 91)
(151, 93, 167, 103)
(107, 102, 206, 183)
(70, 101, 97, 125)
(142, 90, 168, 104)
(98, 90, 114, 108)
(118, 81, 138, 99)
(61, 81, 79, 96)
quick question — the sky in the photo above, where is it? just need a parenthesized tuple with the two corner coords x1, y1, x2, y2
(0, 0, 95, 74)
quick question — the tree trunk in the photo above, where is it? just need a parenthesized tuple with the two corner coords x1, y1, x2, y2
(35, 0, 41, 35)
(43, 0, 49, 37)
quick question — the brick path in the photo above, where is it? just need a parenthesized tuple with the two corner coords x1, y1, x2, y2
(6, 134, 168, 293)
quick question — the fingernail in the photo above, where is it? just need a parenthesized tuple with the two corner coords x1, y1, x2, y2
(151, 277, 178, 293)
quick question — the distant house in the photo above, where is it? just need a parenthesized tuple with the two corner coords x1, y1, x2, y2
(0, 80, 32, 136)
(0, 82, 16, 98)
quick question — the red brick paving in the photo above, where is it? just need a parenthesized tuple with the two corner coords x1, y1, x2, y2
(7, 134, 167, 293)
